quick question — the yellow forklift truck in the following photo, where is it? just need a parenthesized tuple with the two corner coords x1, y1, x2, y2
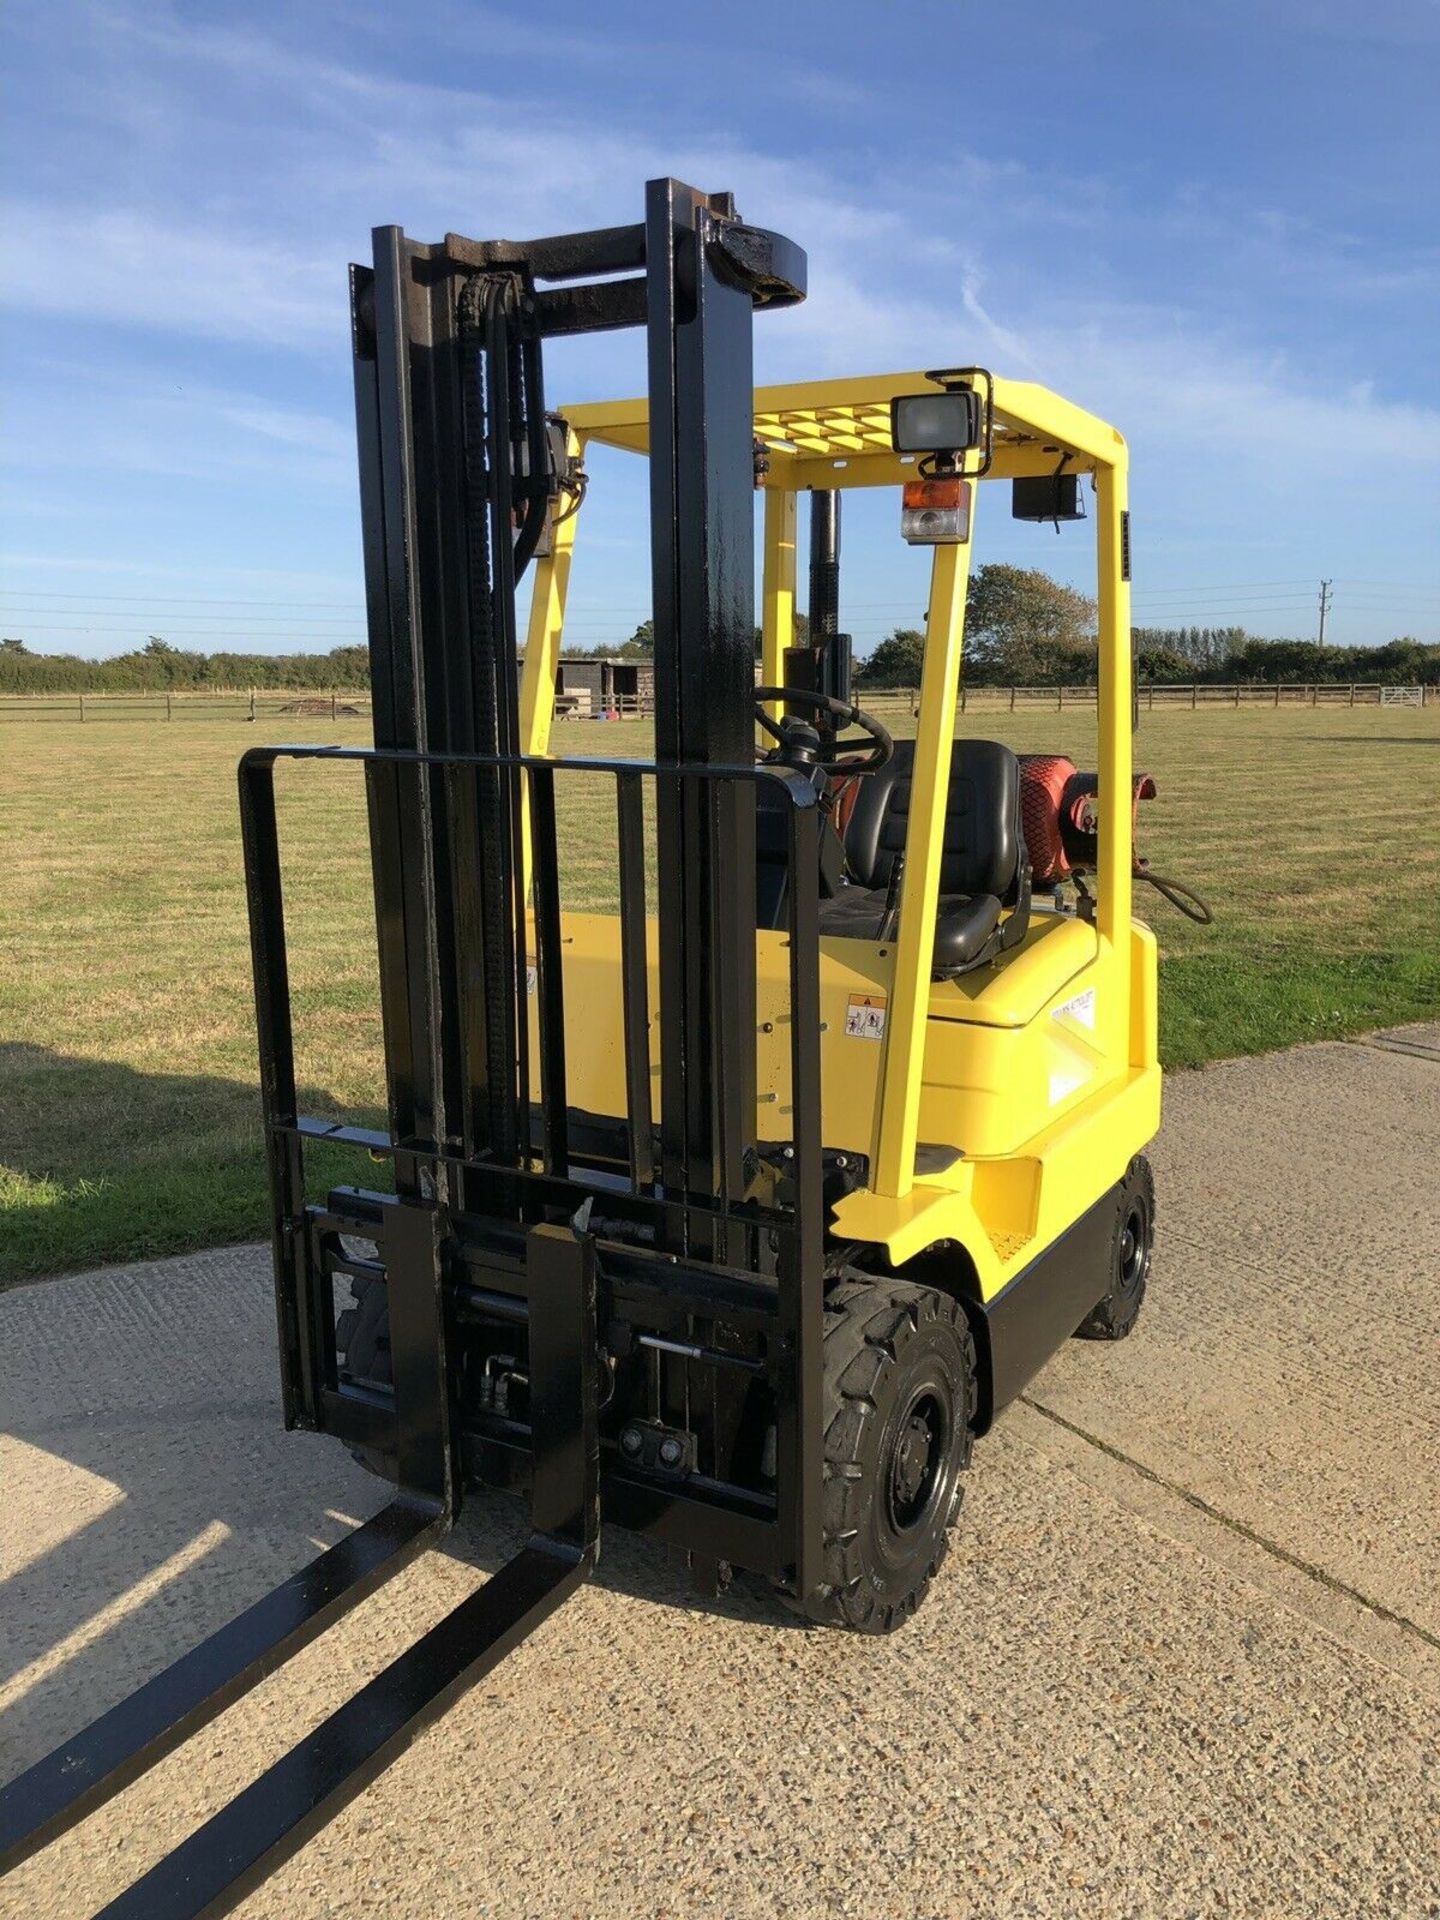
(0, 179, 1160, 1916)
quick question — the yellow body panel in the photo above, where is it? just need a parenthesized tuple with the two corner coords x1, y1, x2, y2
(530, 902, 1157, 1302)
(538, 367, 1160, 1303)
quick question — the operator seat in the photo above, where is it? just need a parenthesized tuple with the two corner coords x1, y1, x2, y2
(819, 739, 1031, 977)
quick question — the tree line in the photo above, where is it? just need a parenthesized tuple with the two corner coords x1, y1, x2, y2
(0, 635, 372, 694)
(855, 567, 1437, 687)
(3, 571, 1435, 693)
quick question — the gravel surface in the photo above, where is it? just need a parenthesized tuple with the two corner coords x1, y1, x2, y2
(3, 1031, 1438, 1919)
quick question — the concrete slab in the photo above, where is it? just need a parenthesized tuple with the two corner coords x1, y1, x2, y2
(1365, 1021, 1440, 1062)
(2, 1038, 1438, 1919)
(1029, 1036, 1440, 1639)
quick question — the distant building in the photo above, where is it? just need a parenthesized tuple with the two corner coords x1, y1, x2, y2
(554, 657, 654, 717)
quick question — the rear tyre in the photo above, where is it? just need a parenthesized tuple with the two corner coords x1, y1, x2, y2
(806, 1277, 977, 1635)
(1074, 1155, 1154, 1341)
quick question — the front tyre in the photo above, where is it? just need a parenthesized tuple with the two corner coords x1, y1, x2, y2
(808, 1277, 977, 1634)
(1074, 1154, 1155, 1341)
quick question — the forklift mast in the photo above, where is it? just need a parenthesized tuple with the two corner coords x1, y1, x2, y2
(0, 180, 815, 1918)
(353, 179, 805, 1260)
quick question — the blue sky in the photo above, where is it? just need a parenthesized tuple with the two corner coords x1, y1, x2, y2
(2, 0, 1437, 658)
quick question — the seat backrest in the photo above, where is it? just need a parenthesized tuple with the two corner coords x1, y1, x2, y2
(842, 738, 1024, 901)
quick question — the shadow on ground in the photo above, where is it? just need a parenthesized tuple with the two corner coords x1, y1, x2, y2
(0, 1240, 796, 1780)
(0, 1041, 384, 1288)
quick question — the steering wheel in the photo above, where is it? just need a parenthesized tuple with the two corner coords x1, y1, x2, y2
(754, 686, 894, 778)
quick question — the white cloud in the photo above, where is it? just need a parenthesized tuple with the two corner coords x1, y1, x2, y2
(219, 404, 351, 456)
(0, 549, 361, 595)
(0, 201, 340, 349)
(3, 3, 1436, 643)
(7, 9, 1429, 471)
(0, 355, 354, 490)
(1031, 305, 1440, 472)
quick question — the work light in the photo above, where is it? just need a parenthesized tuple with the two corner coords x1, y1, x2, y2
(890, 389, 984, 456)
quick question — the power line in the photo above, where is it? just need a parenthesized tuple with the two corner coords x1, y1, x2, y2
(1130, 606, 1315, 618)
(9, 603, 1424, 631)
(1124, 580, 1313, 598)
(1323, 597, 1438, 610)
(1, 629, 372, 645)
(1136, 591, 1328, 606)
(1135, 584, 1434, 606)
(1131, 595, 1345, 607)
(4, 578, 1432, 608)
(0, 591, 643, 614)
(0, 590, 366, 609)
(0, 612, 370, 629)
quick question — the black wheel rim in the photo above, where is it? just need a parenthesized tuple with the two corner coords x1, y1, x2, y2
(884, 1384, 950, 1535)
(1117, 1196, 1149, 1293)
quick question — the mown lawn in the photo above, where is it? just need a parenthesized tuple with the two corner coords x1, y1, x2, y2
(3, 703, 1437, 1281)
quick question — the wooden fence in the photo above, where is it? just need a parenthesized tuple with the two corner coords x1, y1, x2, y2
(0, 690, 373, 723)
(1, 682, 1431, 724)
(0, 688, 652, 724)
(860, 681, 1433, 716)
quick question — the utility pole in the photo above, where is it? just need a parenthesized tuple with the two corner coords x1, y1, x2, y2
(1317, 579, 1332, 647)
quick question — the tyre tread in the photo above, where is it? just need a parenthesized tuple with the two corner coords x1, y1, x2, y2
(806, 1275, 977, 1635)
(1075, 1155, 1155, 1341)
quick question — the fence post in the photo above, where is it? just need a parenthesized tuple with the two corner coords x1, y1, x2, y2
(1234, 682, 1240, 708)
(1349, 682, 1356, 707)
(1275, 682, 1280, 708)
(1311, 683, 1317, 707)
(331, 692, 338, 720)
(1191, 683, 1197, 710)
(1057, 683, 1063, 711)
(1009, 685, 1016, 712)
(960, 683, 967, 713)
(249, 689, 256, 722)
(166, 693, 172, 721)
(79, 694, 85, 723)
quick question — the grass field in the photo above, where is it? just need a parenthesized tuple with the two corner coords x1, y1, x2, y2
(3, 703, 1438, 1282)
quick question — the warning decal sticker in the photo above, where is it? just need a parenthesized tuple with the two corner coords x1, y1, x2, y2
(1053, 987, 1096, 1030)
(844, 993, 888, 1040)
